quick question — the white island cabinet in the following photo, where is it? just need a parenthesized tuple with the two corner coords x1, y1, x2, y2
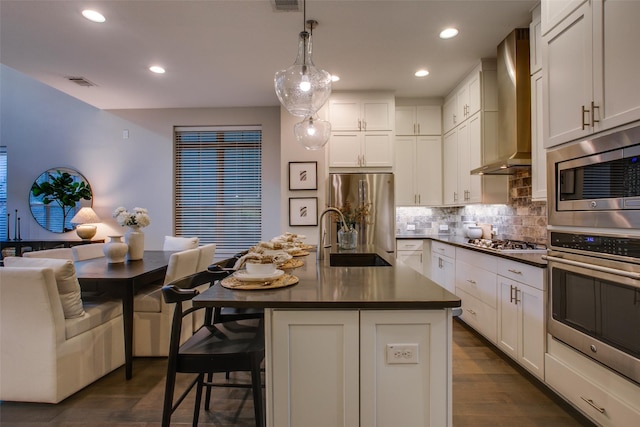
(193, 246, 460, 427)
(267, 309, 451, 427)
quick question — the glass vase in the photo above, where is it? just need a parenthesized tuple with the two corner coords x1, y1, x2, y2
(338, 227, 358, 250)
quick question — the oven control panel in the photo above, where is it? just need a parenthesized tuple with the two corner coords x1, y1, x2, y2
(550, 232, 640, 259)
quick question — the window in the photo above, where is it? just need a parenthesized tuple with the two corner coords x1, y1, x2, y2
(0, 147, 6, 240)
(174, 126, 262, 260)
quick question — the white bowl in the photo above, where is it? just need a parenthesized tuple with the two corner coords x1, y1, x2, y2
(246, 261, 277, 275)
(467, 226, 483, 239)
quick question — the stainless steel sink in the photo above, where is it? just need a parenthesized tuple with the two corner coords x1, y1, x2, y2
(329, 253, 391, 267)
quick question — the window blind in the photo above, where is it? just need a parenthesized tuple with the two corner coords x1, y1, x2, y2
(0, 147, 6, 240)
(174, 126, 262, 259)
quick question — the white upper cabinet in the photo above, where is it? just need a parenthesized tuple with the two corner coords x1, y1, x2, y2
(329, 92, 395, 168)
(530, 4, 546, 201)
(395, 135, 442, 206)
(443, 67, 487, 134)
(329, 92, 394, 131)
(542, 0, 640, 148)
(395, 106, 442, 136)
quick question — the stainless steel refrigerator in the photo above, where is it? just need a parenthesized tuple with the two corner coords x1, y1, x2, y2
(328, 173, 395, 253)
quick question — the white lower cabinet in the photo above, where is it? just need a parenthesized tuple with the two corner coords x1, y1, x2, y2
(267, 309, 452, 427)
(496, 258, 546, 379)
(545, 337, 640, 427)
(430, 241, 455, 294)
(454, 248, 498, 343)
(396, 239, 424, 275)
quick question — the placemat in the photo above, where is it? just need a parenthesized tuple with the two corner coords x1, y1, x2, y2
(221, 274, 299, 290)
(279, 258, 304, 270)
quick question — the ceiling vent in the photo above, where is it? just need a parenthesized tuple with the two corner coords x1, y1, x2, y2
(66, 76, 97, 87)
(271, 0, 299, 12)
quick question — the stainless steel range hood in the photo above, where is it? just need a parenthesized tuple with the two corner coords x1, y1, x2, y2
(472, 29, 531, 175)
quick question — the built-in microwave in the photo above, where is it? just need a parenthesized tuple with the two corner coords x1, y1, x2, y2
(548, 124, 640, 229)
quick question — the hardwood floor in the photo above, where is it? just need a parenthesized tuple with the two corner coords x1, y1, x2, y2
(0, 319, 594, 426)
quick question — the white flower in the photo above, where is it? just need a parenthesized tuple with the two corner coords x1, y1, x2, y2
(112, 206, 151, 229)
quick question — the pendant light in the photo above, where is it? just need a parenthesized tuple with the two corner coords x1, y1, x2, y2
(274, 1, 332, 117)
(294, 115, 331, 150)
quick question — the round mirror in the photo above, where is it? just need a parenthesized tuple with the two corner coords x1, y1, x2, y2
(30, 167, 93, 233)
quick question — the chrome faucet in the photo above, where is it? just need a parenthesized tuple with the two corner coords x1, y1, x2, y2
(317, 207, 347, 260)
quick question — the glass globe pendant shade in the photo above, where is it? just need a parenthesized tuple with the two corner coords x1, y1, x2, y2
(294, 115, 331, 150)
(274, 31, 332, 117)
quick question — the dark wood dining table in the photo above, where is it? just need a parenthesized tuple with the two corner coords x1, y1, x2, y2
(74, 250, 173, 379)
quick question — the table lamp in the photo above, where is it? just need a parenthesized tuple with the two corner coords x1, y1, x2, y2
(70, 207, 101, 240)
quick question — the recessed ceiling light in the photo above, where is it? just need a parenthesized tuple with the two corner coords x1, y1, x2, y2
(439, 28, 459, 39)
(82, 10, 106, 23)
(415, 69, 429, 77)
(149, 66, 166, 74)
(331, 75, 340, 82)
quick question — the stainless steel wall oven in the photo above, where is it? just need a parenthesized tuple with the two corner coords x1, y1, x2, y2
(547, 124, 640, 385)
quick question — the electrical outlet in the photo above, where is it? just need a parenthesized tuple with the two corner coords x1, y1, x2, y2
(386, 344, 419, 364)
(406, 224, 416, 231)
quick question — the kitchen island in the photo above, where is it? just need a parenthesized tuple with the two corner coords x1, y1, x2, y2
(193, 245, 461, 427)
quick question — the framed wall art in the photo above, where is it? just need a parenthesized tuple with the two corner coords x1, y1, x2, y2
(289, 197, 318, 226)
(288, 161, 317, 191)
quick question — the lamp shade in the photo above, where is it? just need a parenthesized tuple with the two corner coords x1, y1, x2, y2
(70, 207, 101, 240)
(274, 31, 332, 117)
(71, 207, 101, 224)
(294, 115, 331, 150)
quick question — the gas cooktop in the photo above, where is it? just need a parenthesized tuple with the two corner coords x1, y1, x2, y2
(466, 239, 547, 253)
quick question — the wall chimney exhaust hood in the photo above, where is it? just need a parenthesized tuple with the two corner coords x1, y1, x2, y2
(472, 29, 531, 175)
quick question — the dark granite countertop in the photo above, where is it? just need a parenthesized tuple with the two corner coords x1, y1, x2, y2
(396, 234, 548, 268)
(193, 245, 461, 310)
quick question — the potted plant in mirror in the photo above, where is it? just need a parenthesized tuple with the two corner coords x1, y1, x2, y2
(30, 170, 92, 232)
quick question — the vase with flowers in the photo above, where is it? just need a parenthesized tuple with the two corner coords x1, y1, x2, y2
(333, 201, 371, 249)
(113, 207, 151, 261)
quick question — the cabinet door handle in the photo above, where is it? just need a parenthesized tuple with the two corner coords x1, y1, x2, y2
(508, 268, 522, 275)
(362, 120, 367, 131)
(510, 285, 521, 305)
(454, 191, 458, 202)
(591, 101, 600, 126)
(581, 105, 590, 130)
(580, 396, 605, 414)
(358, 119, 362, 131)
(466, 308, 476, 315)
(453, 114, 456, 124)
(414, 123, 417, 134)
(467, 279, 477, 285)
(417, 194, 421, 204)
(417, 123, 421, 134)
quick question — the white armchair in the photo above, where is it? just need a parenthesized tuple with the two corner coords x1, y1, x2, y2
(23, 247, 73, 259)
(72, 243, 106, 261)
(0, 262, 124, 403)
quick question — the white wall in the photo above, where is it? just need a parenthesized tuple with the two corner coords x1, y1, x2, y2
(279, 105, 330, 246)
(0, 64, 281, 250)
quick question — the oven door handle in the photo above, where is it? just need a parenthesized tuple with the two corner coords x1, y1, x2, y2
(542, 255, 640, 280)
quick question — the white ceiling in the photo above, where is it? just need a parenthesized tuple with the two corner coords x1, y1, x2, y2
(0, 0, 537, 110)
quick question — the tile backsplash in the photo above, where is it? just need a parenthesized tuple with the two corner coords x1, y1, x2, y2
(396, 170, 547, 244)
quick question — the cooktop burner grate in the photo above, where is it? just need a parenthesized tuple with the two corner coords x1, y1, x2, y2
(467, 239, 547, 252)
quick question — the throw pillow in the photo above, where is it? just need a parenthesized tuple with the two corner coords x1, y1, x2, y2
(163, 235, 199, 251)
(3, 256, 85, 319)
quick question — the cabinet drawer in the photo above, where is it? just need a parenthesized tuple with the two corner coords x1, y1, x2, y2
(396, 239, 424, 251)
(497, 259, 545, 291)
(456, 247, 498, 271)
(431, 241, 455, 258)
(545, 353, 640, 426)
(456, 260, 497, 308)
(456, 287, 497, 343)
